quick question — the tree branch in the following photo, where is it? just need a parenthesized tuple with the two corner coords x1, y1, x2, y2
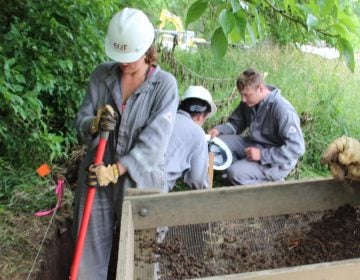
(263, 0, 336, 38)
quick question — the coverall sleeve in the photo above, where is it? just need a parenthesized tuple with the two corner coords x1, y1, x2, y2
(74, 68, 102, 146)
(215, 104, 247, 135)
(183, 137, 210, 189)
(260, 106, 305, 165)
(120, 74, 179, 177)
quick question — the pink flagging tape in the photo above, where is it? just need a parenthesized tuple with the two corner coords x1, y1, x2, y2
(34, 179, 64, 217)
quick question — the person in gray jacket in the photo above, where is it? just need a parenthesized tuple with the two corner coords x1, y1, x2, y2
(73, 8, 178, 279)
(208, 68, 305, 185)
(165, 86, 217, 192)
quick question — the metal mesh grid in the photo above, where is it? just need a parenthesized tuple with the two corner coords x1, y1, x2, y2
(134, 229, 158, 280)
(133, 210, 327, 279)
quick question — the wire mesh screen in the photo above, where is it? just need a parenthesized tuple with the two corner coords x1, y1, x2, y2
(133, 210, 329, 280)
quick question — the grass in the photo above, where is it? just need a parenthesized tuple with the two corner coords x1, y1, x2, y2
(0, 159, 57, 214)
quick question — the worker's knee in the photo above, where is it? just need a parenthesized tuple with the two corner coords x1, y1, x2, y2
(226, 161, 270, 185)
(227, 166, 244, 185)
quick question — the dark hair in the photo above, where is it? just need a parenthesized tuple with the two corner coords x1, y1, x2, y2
(145, 44, 157, 64)
(236, 68, 264, 91)
(179, 98, 211, 117)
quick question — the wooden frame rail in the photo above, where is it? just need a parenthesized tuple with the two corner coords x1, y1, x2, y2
(117, 178, 360, 280)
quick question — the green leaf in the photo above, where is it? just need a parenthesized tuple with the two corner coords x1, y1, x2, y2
(284, 0, 296, 12)
(13, 85, 24, 92)
(306, 13, 318, 31)
(338, 12, 358, 33)
(337, 38, 355, 72)
(317, 0, 335, 17)
(219, 9, 236, 35)
(307, 0, 319, 17)
(230, 0, 242, 13)
(296, 3, 312, 14)
(228, 26, 242, 43)
(235, 12, 247, 41)
(15, 74, 26, 84)
(211, 27, 228, 59)
(185, 0, 208, 29)
(246, 22, 256, 45)
(333, 23, 349, 39)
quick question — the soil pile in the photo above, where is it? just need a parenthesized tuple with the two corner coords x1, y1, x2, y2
(142, 204, 360, 279)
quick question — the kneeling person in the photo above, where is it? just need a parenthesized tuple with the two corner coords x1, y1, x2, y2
(165, 86, 217, 192)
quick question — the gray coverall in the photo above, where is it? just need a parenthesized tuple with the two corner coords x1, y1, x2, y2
(215, 86, 305, 185)
(73, 62, 178, 279)
(165, 110, 210, 192)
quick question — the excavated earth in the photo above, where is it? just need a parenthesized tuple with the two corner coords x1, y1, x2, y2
(136, 204, 360, 279)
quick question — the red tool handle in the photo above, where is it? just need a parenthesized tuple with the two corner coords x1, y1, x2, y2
(69, 131, 109, 280)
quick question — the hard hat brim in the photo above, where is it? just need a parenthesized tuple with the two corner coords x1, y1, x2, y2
(207, 101, 217, 118)
(206, 134, 233, 170)
(181, 87, 217, 118)
(105, 40, 145, 63)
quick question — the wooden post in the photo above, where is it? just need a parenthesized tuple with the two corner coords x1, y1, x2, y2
(208, 152, 215, 189)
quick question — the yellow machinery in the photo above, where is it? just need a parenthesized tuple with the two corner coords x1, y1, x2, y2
(156, 9, 207, 50)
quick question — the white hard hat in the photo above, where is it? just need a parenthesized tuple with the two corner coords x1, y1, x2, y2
(206, 134, 233, 170)
(105, 8, 155, 63)
(182, 86, 217, 118)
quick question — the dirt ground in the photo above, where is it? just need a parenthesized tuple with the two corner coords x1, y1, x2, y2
(140, 204, 360, 279)
(37, 219, 73, 280)
(0, 208, 73, 280)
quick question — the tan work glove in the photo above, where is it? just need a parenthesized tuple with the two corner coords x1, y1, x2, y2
(321, 136, 360, 181)
(87, 164, 119, 187)
(89, 105, 117, 135)
(348, 165, 360, 181)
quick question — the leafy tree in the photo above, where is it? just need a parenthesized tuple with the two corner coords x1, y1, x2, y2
(0, 0, 118, 166)
(185, 0, 360, 72)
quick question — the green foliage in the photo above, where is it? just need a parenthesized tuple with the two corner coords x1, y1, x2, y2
(186, 0, 360, 72)
(0, 0, 118, 167)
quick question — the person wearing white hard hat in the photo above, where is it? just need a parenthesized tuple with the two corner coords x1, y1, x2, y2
(165, 85, 217, 192)
(73, 7, 179, 279)
(208, 68, 305, 185)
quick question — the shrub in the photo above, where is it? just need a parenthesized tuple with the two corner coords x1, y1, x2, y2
(0, 0, 118, 167)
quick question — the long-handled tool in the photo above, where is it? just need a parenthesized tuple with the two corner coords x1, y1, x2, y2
(207, 145, 215, 250)
(208, 150, 215, 189)
(69, 130, 109, 280)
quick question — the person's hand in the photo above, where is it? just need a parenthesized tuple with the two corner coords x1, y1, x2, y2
(245, 147, 261, 161)
(89, 105, 117, 135)
(208, 128, 220, 139)
(86, 163, 119, 187)
(321, 136, 360, 181)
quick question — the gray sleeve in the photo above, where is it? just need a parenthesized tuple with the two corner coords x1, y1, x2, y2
(120, 73, 179, 177)
(183, 135, 209, 189)
(215, 104, 247, 135)
(261, 106, 305, 165)
(74, 68, 101, 146)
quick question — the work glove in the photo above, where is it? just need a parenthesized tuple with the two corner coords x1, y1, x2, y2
(89, 105, 117, 135)
(320, 136, 360, 181)
(86, 164, 119, 187)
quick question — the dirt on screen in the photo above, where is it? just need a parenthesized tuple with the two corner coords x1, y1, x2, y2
(136, 204, 360, 279)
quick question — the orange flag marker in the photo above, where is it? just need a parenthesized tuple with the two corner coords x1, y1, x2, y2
(36, 163, 51, 177)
